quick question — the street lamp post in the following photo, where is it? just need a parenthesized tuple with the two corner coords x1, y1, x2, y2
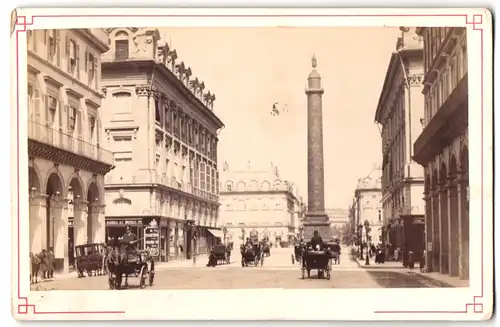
(222, 225, 227, 245)
(357, 224, 363, 259)
(241, 228, 245, 243)
(364, 220, 371, 266)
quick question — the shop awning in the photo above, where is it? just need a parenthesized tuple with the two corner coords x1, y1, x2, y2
(207, 229, 225, 238)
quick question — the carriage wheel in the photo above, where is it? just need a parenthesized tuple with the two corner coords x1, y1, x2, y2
(149, 262, 155, 286)
(139, 266, 147, 289)
(108, 271, 115, 290)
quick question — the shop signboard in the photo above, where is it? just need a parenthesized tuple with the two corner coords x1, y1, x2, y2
(144, 218, 160, 257)
(106, 219, 142, 226)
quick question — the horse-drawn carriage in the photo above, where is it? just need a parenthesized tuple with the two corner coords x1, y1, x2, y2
(325, 242, 341, 265)
(301, 243, 332, 280)
(106, 241, 155, 290)
(212, 244, 232, 265)
(240, 243, 263, 267)
(74, 243, 106, 277)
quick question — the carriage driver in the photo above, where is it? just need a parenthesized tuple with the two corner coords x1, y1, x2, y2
(310, 230, 323, 251)
(121, 226, 139, 253)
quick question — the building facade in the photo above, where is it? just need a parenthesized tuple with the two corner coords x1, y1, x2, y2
(101, 28, 224, 262)
(413, 27, 469, 280)
(374, 27, 426, 262)
(27, 28, 113, 273)
(352, 170, 383, 245)
(218, 162, 304, 247)
(325, 208, 349, 231)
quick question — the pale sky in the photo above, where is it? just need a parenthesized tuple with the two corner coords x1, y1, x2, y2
(159, 27, 401, 209)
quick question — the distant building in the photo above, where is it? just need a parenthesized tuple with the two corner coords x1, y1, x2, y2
(218, 162, 304, 246)
(27, 28, 113, 274)
(101, 27, 224, 262)
(325, 208, 349, 230)
(352, 169, 383, 245)
(374, 27, 425, 261)
(413, 27, 469, 280)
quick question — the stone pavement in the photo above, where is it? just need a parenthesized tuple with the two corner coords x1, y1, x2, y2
(30, 245, 456, 290)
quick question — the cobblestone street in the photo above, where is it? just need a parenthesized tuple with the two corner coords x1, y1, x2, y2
(31, 247, 456, 291)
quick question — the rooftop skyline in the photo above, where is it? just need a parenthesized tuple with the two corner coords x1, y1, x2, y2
(158, 26, 401, 209)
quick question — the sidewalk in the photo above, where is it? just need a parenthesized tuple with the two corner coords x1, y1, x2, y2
(352, 256, 469, 288)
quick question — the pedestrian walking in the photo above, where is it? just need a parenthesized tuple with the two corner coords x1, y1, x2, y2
(47, 247, 55, 278)
(408, 250, 415, 270)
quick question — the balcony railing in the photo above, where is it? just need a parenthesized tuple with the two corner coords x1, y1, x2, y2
(28, 119, 113, 166)
(106, 169, 219, 202)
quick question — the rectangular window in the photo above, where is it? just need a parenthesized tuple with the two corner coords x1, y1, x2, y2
(200, 162, 206, 191)
(206, 165, 211, 193)
(69, 40, 77, 75)
(115, 40, 129, 61)
(28, 85, 33, 110)
(154, 99, 161, 123)
(113, 152, 133, 169)
(211, 168, 216, 194)
(48, 29, 57, 62)
(89, 115, 96, 142)
(88, 53, 95, 86)
(68, 107, 77, 132)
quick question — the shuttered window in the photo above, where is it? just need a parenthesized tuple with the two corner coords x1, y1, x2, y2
(115, 40, 129, 61)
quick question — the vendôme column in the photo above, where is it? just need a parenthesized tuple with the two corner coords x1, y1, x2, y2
(303, 55, 332, 241)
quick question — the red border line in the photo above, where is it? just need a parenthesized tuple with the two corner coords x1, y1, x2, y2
(14, 13, 484, 317)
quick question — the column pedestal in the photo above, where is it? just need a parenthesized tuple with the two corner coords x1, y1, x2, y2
(73, 201, 88, 247)
(90, 204, 106, 244)
(302, 212, 332, 241)
(29, 194, 48, 255)
(52, 199, 69, 274)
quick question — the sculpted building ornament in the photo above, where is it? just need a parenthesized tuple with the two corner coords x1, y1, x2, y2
(408, 74, 424, 86)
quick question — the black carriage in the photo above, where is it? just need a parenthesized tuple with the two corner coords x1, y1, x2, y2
(301, 244, 332, 280)
(325, 242, 341, 265)
(240, 243, 262, 267)
(106, 242, 155, 290)
(74, 243, 106, 277)
(212, 244, 231, 265)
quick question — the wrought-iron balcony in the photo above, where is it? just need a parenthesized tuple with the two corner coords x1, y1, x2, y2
(28, 119, 113, 166)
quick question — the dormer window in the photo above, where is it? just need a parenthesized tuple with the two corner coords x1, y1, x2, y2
(115, 40, 129, 61)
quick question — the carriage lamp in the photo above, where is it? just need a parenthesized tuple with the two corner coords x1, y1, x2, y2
(73, 194, 82, 205)
(54, 191, 61, 202)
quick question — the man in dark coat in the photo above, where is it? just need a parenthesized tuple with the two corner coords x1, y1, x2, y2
(121, 226, 139, 258)
(47, 247, 55, 279)
(310, 230, 323, 250)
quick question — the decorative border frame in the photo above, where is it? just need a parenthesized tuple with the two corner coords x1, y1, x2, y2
(13, 12, 485, 317)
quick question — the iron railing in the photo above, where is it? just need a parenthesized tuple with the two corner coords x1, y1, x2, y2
(28, 119, 113, 165)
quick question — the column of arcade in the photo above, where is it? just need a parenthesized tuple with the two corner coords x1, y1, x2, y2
(426, 170, 469, 280)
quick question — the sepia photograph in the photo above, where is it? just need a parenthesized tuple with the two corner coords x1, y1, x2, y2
(12, 8, 492, 320)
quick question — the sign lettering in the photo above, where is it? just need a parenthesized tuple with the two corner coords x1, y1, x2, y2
(106, 219, 142, 226)
(144, 218, 160, 257)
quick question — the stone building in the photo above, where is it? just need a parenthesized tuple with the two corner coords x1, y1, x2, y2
(351, 169, 383, 245)
(218, 162, 304, 247)
(325, 208, 349, 230)
(27, 29, 113, 273)
(100, 27, 224, 262)
(413, 27, 469, 280)
(374, 27, 426, 261)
